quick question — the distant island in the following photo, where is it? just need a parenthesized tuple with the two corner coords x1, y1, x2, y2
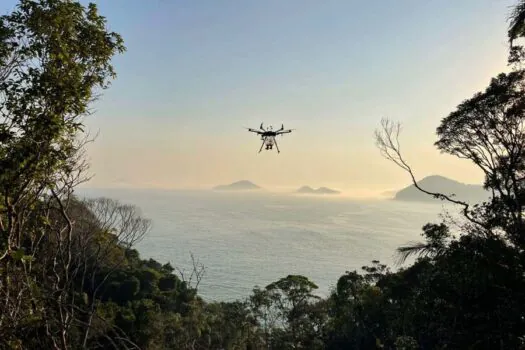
(381, 190, 398, 198)
(213, 180, 261, 191)
(296, 186, 341, 195)
(393, 175, 491, 204)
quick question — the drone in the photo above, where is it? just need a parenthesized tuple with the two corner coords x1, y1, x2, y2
(246, 123, 294, 153)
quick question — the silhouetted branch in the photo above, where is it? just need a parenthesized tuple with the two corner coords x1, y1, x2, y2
(374, 118, 487, 230)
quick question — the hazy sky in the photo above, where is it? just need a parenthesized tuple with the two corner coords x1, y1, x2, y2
(2, 0, 518, 194)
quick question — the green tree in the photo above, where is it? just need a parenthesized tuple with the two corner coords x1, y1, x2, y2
(371, 1, 525, 347)
(249, 275, 325, 349)
(0, 0, 124, 347)
(326, 265, 389, 350)
(375, 69, 525, 251)
(435, 70, 525, 244)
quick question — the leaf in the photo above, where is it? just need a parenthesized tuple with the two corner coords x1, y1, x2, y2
(21, 255, 33, 262)
(10, 249, 25, 261)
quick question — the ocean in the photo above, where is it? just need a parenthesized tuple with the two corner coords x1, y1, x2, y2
(77, 188, 449, 302)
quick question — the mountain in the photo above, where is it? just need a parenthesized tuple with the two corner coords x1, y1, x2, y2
(394, 175, 490, 203)
(316, 187, 341, 194)
(213, 180, 261, 191)
(297, 186, 315, 194)
(296, 186, 340, 195)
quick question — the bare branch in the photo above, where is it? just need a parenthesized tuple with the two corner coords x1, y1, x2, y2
(375, 118, 488, 230)
(176, 252, 206, 291)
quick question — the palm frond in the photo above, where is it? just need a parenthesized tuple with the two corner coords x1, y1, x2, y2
(395, 241, 446, 265)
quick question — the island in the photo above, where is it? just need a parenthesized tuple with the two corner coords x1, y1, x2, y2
(296, 186, 341, 195)
(381, 190, 398, 198)
(393, 175, 491, 204)
(213, 180, 261, 191)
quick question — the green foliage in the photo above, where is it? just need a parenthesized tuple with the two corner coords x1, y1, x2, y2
(394, 336, 418, 350)
(0, 0, 125, 198)
(435, 69, 525, 246)
(0, 0, 126, 347)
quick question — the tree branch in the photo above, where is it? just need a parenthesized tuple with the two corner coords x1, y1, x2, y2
(374, 118, 488, 230)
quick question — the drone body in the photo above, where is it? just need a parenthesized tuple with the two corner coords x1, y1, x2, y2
(246, 123, 294, 153)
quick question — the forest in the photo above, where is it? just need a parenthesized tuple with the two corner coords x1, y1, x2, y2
(1, 0, 525, 349)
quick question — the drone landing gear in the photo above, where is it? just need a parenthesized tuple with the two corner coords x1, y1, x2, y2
(258, 137, 266, 153)
(273, 137, 280, 153)
(257, 136, 280, 154)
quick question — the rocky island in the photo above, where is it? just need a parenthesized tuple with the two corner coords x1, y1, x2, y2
(296, 186, 340, 195)
(213, 180, 261, 191)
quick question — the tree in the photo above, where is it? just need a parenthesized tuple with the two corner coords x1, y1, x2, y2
(0, 0, 125, 347)
(70, 197, 151, 347)
(375, 68, 525, 248)
(249, 275, 324, 349)
(508, 0, 525, 65)
(326, 264, 391, 350)
(435, 70, 525, 246)
(396, 223, 451, 264)
(370, 2, 525, 347)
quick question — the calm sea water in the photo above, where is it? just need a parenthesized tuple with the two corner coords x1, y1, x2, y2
(77, 188, 448, 302)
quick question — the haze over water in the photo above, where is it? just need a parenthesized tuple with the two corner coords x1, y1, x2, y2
(78, 188, 449, 301)
(35, 0, 512, 193)
(55, 0, 509, 294)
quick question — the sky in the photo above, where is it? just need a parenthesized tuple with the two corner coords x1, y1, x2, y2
(2, 0, 518, 195)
